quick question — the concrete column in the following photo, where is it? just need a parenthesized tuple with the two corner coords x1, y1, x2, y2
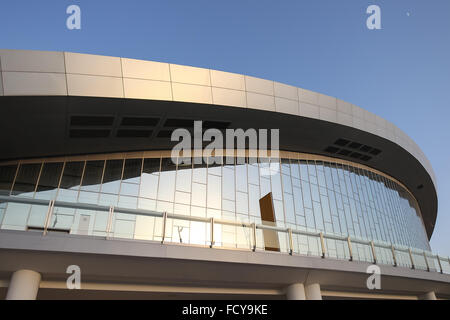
(420, 291, 437, 300)
(286, 283, 306, 300)
(305, 283, 322, 300)
(6, 270, 41, 300)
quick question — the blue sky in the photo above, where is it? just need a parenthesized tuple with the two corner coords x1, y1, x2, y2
(1, 0, 449, 255)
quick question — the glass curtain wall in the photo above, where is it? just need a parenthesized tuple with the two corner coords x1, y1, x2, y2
(0, 152, 430, 253)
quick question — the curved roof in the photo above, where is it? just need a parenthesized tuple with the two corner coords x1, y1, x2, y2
(0, 49, 438, 237)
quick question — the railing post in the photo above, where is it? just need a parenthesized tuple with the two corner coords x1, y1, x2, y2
(319, 232, 326, 258)
(347, 237, 353, 261)
(391, 244, 397, 267)
(409, 248, 415, 270)
(210, 218, 215, 248)
(161, 211, 167, 244)
(423, 251, 430, 272)
(370, 241, 377, 264)
(288, 228, 293, 255)
(251, 223, 257, 252)
(43, 200, 55, 236)
(106, 206, 114, 239)
(436, 256, 443, 274)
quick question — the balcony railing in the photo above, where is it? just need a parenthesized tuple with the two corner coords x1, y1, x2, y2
(0, 195, 449, 274)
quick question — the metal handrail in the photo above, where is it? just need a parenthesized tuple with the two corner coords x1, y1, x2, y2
(0, 195, 449, 274)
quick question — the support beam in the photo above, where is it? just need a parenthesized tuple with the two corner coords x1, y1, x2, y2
(285, 283, 306, 300)
(6, 270, 41, 300)
(305, 283, 322, 300)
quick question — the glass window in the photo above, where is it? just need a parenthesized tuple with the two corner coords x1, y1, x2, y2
(305, 208, 315, 229)
(158, 159, 176, 202)
(118, 195, 138, 209)
(207, 174, 221, 209)
(208, 163, 222, 176)
(301, 180, 312, 209)
(270, 171, 283, 201)
(120, 183, 139, 197)
(260, 177, 271, 199)
(140, 158, 160, 199)
(176, 167, 192, 193)
(191, 182, 206, 207)
(248, 163, 259, 185)
(59, 161, 84, 191)
(290, 161, 300, 179)
(236, 191, 248, 215)
(310, 184, 320, 202)
(122, 159, 142, 184)
(273, 199, 284, 222)
(30, 162, 64, 228)
(81, 160, 104, 192)
(299, 161, 308, 181)
(143, 157, 160, 174)
(235, 164, 248, 192)
(313, 201, 324, 231)
(307, 161, 318, 185)
(0, 164, 17, 196)
(282, 174, 292, 194)
(248, 184, 260, 217)
(222, 167, 235, 201)
(281, 161, 291, 175)
(321, 194, 331, 223)
(35, 162, 64, 200)
(98, 193, 118, 206)
(317, 168, 326, 187)
(0, 154, 431, 251)
(192, 162, 207, 184)
(222, 199, 235, 213)
(293, 186, 304, 215)
(284, 193, 296, 224)
(175, 191, 191, 205)
(101, 159, 123, 194)
(78, 191, 100, 204)
(11, 163, 42, 197)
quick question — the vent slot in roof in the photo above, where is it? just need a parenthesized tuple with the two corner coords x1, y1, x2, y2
(70, 129, 110, 138)
(164, 119, 195, 128)
(327, 138, 382, 161)
(70, 116, 115, 127)
(350, 152, 363, 159)
(116, 129, 153, 138)
(360, 155, 372, 161)
(324, 146, 339, 154)
(157, 130, 174, 138)
(338, 149, 352, 156)
(334, 139, 350, 147)
(120, 117, 159, 127)
(360, 145, 372, 153)
(203, 121, 231, 130)
(349, 142, 363, 149)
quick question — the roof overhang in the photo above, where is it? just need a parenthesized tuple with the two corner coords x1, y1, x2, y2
(0, 95, 438, 238)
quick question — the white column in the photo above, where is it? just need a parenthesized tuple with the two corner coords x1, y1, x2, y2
(286, 283, 306, 300)
(420, 291, 437, 300)
(305, 283, 322, 300)
(6, 270, 41, 300)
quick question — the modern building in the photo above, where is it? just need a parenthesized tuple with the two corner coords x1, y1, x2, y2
(0, 49, 449, 300)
